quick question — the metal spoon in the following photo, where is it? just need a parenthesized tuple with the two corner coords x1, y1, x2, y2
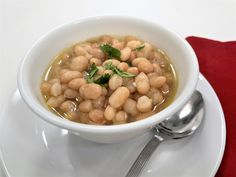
(125, 91, 204, 177)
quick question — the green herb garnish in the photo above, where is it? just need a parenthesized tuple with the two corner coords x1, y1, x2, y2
(94, 73, 111, 85)
(134, 44, 145, 51)
(86, 63, 98, 83)
(88, 63, 98, 77)
(113, 67, 135, 78)
(86, 63, 111, 85)
(86, 62, 135, 85)
(105, 62, 136, 78)
(100, 44, 121, 59)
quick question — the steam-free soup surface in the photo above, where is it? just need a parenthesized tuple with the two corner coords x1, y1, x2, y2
(40, 35, 177, 125)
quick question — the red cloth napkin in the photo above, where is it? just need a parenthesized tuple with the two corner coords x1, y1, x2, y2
(186, 36, 236, 177)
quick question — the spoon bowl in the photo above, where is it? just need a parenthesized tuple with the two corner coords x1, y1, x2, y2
(126, 91, 204, 177)
(157, 91, 204, 139)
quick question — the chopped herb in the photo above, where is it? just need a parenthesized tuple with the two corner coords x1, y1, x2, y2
(105, 62, 136, 78)
(113, 67, 136, 78)
(86, 63, 98, 83)
(134, 44, 145, 51)
(100, 44, 121, 59)
(86, 62, 135, 85)
(88, 63, 98, 77)
(94, 73, 111, 85)
(86, 63, 111, 85)
(86, 77, 94, 83)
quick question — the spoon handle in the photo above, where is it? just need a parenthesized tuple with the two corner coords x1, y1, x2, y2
(125, 135, 163, 177)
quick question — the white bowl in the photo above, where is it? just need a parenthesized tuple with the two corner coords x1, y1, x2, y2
(18, 16, 199, 143)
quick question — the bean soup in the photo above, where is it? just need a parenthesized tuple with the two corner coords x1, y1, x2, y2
(40, 35, 177, 125)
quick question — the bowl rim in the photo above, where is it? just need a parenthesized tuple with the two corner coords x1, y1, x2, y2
(17, 15, 199, 134)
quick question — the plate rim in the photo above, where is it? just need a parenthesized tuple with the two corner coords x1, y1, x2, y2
(198, 74, 226, 177)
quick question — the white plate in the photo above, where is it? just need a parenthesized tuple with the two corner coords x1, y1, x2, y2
(0, 74, 226, 177)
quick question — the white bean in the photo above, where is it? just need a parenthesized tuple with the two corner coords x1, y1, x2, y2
(60, 100, 76, 112)
(41, 82, 51, 94)
(136, 42, 152, 58)
(74, 45, 87, 56)
(137, 60, 153, 74)
(68, 78, 86, 90)
(127, 67, 139, 75)
(109, 87, 130, 108)
(137, 96, 152, 112)
(50, 82, 62, 96)
(149, 76, 166, 88)
(47, 95, 65, 108)
(64, 88, 78, 99)
(81, 43, 92, 53)
(135, 72, 150, 94)
(60, 71, 82, 83)
(109, 74, 123, 90)
(70, 56, 88, 72)
(126, 40, 142, 49)
(118, 62, 129, 71)
(123, 98, 138, 116)
(79, 100, 93, 113)
(89, 109, 105, 124)
(79, 83, 102, 100)
(112, 41, 124, 50)
(79, 112, 89, 124)
(120, 47, 131, 61)
(113, 111, 127, 124)
(104, 105, 116, 121)
(132, 57, 149, 67)
(90, 48, 104, 59)
(148, 88, 164, 105)
(92, 96, 105, 108)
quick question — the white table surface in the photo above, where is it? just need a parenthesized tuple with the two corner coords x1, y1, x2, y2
(0, 0, 236, 176)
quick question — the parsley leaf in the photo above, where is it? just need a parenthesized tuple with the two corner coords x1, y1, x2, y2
(104, 62, 136, 78)
(100, 44, 121, 59)
(86, 61, 135, 86)
(134, 44, 145, 51)
(86, 63, 98, 83)
(88, 63, 98, 77)
(113, 67, 136, 78)
(94, 73, 111, 85)
(86, 63, 111, 85)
